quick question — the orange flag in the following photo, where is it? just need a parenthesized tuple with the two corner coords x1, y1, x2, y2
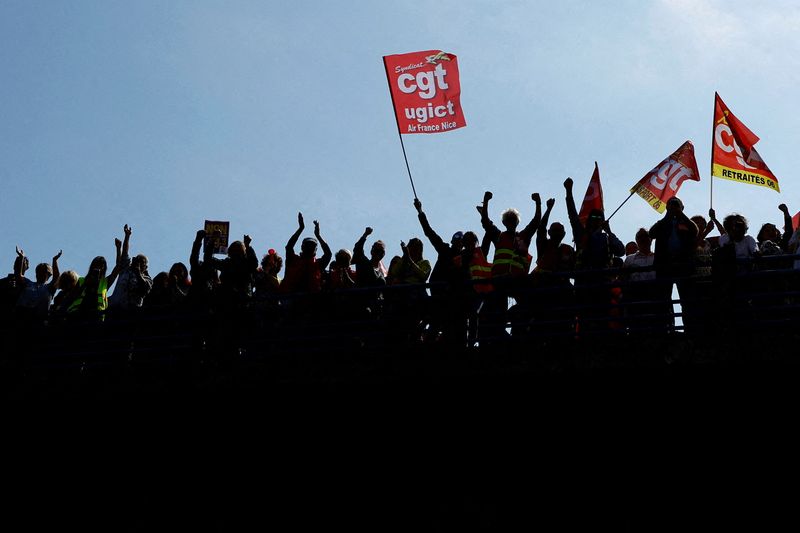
(578, 162, 604, 225)
(631, 141, 700, 213)
(712, 93, 779, 192)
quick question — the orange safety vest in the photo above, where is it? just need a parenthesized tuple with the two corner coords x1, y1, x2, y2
(454, 249, 493, 293)
(491, 231, 531, 278)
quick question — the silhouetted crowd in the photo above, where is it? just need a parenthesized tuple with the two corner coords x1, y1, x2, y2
(3, 179, 800, 351)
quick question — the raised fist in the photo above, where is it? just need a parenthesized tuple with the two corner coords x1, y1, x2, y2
(413, 198, 422, 213)
(564, 177, 573, 190)
(546, 198, 555, 209)
(243, 234, 252, 247)
(531, 193, 541, 203)
(364, 227, 373, 236)
(779, 204, 789, 214)
(297, 212, 305, 228)
(124, 224, 132, 237)
(196, 229, 206, 240)
(483, 191, 493, 203)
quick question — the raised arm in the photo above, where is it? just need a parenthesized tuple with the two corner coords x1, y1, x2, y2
(537, 198, 555, 253)
(414, 199, 447, 253)
(48, 250, 62, 294)
(779, 204, 793, 250)
(479, 191, 501, 245)
(122, 224, 132, 261)
(243, 234, 258, 272)
(313, 221, 332, 270)
(708, 208, 726, 235)
(14, 246, 25, 283)
(520, 193, 542, 243)
(564, 178, 584, 244)
(286, 212, 305, 256)
(354, 227, 372, 262)
(190, 230, 205, 270)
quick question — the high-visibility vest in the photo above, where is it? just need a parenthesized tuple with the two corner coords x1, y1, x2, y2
(67, 277, 108, 313)
(454, 249, 493, 293)
(491, 231, 531, 278)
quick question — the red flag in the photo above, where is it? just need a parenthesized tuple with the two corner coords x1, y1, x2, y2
(631, 141, 701, 213)
(383, 50, 466, 134)
(792, 212, 800, 233)
(578, 162, 604, 225)
(712, 93, 779, 192)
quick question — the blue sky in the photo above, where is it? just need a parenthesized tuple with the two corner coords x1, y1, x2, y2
(2, 0, 800, 278)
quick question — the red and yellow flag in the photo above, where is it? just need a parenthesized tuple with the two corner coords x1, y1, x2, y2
(631, 141, 700, 213)
(578, 162, 604, 225)
(383, 50, 466, 134)
(712, 93, 779, 192)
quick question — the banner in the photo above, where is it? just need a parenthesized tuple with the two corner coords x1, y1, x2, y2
(578, 162, 604, 225)
(712, 92, 779, 192)
(204, 220, 230, 255)
(383, 50, 466, 134)
(630, 141, 700, 213)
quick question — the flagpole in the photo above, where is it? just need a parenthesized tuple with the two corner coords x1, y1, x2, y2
(383, 56, 418, 200)
(606, 191, 635, 222)
(710, 92, 716, 210)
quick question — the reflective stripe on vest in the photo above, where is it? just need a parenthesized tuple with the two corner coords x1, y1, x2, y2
(469, 250, 493, 293)
(491, 232, 529, 277)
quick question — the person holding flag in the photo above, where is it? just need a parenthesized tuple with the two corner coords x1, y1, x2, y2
(564, 177, 624, 334)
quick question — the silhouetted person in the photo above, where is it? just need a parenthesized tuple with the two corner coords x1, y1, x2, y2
(282, 213, 332, 294)
(68, 255, 119, 321)
(564, 177, 624, 334)
(15, 248, 61, 322)
(108, 225, 152, 313)
(414, 198, 464, 344)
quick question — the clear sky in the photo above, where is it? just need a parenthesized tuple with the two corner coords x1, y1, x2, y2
(2, 0, 799, 278)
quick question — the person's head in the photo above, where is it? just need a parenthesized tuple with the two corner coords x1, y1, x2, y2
(450, 231, 464, 252)
(723, 214, 748, 242)
(301, 237, 318, 258)
(34, 263, 53, 283)
(169, 262, 189, 285)
(757, 223, 780, 244)
(666, 197, 684, 217)
(228, 240, 246, 259)
(501, 208, 521, 231)
(370, 240, 386, 262)
(586, 209, 605, 232)
(548, 222, 566, 244)
(334, 248, 352, 268)
(635, 228, 652, 252)
(461, 231, 479, 254)
(691, 215, 707, 231)
(58, 270, 79, 292)
(261, 249, 283, 275)
(13, 255, 29, 275)
(625, 241, 639, 256)
(407, 238, 423, 261)
(152, 272, 169, 290)
(131, 254, 149, 273)
(86, 256, 107, 281)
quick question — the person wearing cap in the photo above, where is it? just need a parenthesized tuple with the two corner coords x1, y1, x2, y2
(282, 212, 332, 294)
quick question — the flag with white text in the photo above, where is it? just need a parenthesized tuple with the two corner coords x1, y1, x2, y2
(383, 50, 466, 134)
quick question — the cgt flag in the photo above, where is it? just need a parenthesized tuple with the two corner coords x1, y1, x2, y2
(578, 162, 604, 225)
(712, 92, 779, 192)
(630, 141, 700, 213)
(383, 50, 466, 134)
